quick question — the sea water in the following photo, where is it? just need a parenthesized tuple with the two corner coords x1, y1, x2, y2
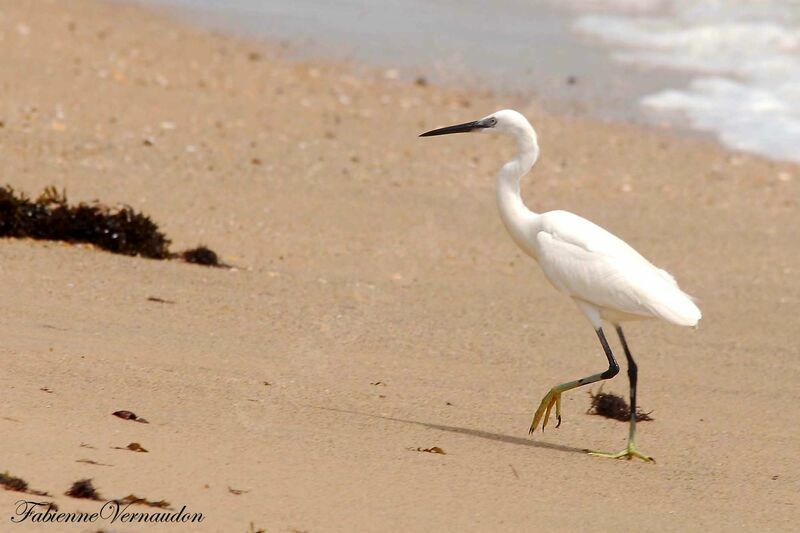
(569, 0, 800, 163)
(141, 0, 800, 164)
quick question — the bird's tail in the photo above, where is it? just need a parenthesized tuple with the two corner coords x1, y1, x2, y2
(650, 268, 702, 327)
(650, 287, 702, 327)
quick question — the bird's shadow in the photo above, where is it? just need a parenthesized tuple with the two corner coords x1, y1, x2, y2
(308, 405, 587, 455)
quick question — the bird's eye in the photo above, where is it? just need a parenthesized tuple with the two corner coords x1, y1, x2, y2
(488, 117, 497, 126)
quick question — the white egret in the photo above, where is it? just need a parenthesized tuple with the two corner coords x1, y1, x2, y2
(420, 110, 701, 462)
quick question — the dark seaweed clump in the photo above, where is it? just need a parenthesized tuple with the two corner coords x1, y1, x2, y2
(1, 471, 50, 496)
(0, 472, 28, 492)
(0, 186, 169, 258)
(0, 186, 224, 267)
(65, 478, 102, 500)
(587, 389, 654, 422)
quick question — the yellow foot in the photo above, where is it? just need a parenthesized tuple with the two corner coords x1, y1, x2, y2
(587, 445, 655, 463)
(528, 388, 562, 434)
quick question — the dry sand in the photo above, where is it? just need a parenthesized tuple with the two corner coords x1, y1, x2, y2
(0, 1, 798, 531)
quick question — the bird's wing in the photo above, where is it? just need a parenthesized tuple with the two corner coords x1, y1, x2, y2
(534, 211, 701, 326)
(538, 211, 642, 258)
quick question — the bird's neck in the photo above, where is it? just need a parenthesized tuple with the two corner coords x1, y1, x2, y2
(496, 133, 539, 257)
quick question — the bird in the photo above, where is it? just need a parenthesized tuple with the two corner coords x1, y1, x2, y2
(420, 109, 701, 462)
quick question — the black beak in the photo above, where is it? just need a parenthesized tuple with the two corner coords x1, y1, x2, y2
(419, 119, 489, 137)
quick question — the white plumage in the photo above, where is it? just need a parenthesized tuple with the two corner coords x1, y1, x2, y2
(420, 109, 701, 462)
(533, 210, 701, 328)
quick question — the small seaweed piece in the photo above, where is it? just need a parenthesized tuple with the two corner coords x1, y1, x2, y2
(65, 479, 102, 500)
(116, 494, 171, 509)
(112, 410, 149, 424)
(111, 442, 148, 453)
(147, 296, 175, 304)
(181, 246, 223, 267)
(76, 459, 113, 467)
(408, 446, 446, 455)
(587, 389, 654, 422)
(0, 472, 49, 496)
(0, 472, 28, 492)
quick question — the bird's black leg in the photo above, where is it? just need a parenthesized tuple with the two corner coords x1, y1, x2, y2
(616, 326, 638, 433)
(595, 328, 621, 381)
(529, 327, 619, 433)
(586, 326, 654, 461)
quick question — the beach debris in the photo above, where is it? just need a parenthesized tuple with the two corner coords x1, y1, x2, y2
(1, 472, 28, 492)
(65, 479, 102, 500)
(587, 389, 653, 422)
(40, 387, 53, 393)
(112, 410, 149, 424)
(181, 246, 224, 267)
(370, 381, 386, 386)
(147, 296, 175, 304)
(116, 494, 171, 509)
(64, 488, 170, 510)
(509, 464, 520, 479)
(249, 523, 267, 533)
(0, 472, 50, 496)
(76, 459, 113, 467)
(66, 480, 170, 509)
(0, 186, 169, 258)
(112, 442, 148, 453)
(228, 486, 249, 495)
(0, 185, 225, 267)
(408, 446, 446, 455)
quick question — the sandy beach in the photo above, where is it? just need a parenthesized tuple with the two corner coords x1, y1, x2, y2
(1, 1, 798, 531)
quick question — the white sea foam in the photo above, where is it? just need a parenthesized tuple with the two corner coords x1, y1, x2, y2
(559, 0, 666, 14)
(571, 0, 800, 163)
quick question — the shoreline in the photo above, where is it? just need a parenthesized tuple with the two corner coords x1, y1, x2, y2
(0, 1, 798, 531)
(133, 0, 706, 135)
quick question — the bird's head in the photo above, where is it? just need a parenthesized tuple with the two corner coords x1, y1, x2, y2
(419, 109, 533, 139)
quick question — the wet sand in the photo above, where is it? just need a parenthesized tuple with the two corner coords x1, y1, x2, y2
(0, 1, 798, 531)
